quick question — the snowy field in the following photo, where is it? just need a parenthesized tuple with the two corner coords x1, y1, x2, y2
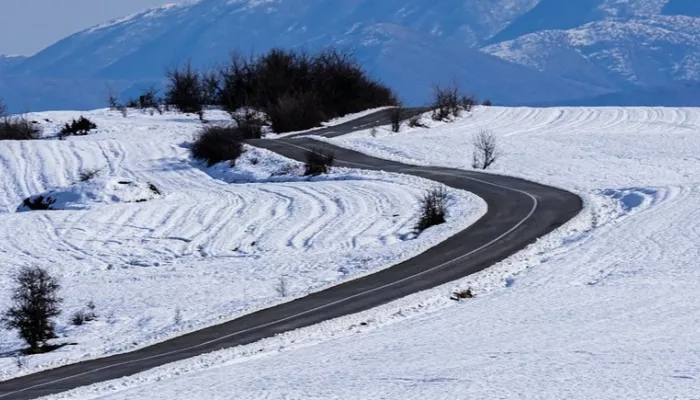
(0, 109, 484, 379)
(45, 107, 700, 400)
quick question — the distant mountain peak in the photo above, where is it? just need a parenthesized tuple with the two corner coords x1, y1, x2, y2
(2, 0, 700, 111)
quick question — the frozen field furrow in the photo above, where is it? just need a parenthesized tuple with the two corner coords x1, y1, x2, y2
(0, 109, 484, 379)
(50, 106, 700, 400)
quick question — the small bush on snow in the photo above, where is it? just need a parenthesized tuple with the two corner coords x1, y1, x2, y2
(430, 82, 474, 121)
(191, 125, 244, 167)
(389, 106, 403, 133)
(304, 147, 335, 176)
(78, 169, 100, 182)
(415, 187, 448, 233)
(408, 115, 428, 128)
(71, 301, 97, 326)
(59, 116, 97, 139)
(231, 109, 266, 139)
(0, 116, 42, 140)
(450, 288, 474, 301)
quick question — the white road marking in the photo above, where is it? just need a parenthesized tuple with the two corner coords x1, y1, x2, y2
(1, 139, 538, 398)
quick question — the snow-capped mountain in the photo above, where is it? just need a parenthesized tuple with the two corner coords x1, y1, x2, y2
(0, 55, 25, 74)
(483, 15, 700, 89)
(2, 0, 700, 111)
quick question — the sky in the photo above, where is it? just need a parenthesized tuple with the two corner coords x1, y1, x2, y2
(0, 0, 180, 56)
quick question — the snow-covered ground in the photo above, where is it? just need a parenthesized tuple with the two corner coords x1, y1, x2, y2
(44, 107, 700, 399)
(0, 109, 484, 379)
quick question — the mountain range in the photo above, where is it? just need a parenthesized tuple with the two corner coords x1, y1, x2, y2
(2, 0, 700, 112)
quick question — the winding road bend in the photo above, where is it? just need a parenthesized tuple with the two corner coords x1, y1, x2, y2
(0, 108, 582, 400)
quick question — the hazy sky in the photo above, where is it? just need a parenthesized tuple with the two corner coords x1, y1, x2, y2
(0, 0, 181, 55)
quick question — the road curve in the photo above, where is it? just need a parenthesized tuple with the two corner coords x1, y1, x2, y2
(0, 109, 582, 399)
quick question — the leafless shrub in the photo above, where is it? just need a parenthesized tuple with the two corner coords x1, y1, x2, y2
(71, 301, 97, 326)
(137, 86, 163, 113)
(166, 60, 204, 116)
(107, 91, 120, 110)
(191, 125, 244, 167)
(431, 83, 461, 121)
(450, 288, 474, 301)
(0, 116, 42, 140)
(472, 130, 500, 170)
(461, 95, 477, 112)
(200, 69, 221, 106)
(14, 352, 26, 369)
(59, 116, 97, 139)
(78, 169, 100, 182)
(271, 163, 300, 177)
(173, 307, 182, 325)
(274, 277, 289, 297)
(415, 187, 448, 233)
(482, 99, 493, 106)
(389, 106, 403, 132)
(408, 115, 428, 128)
(232, 108, 266, 139)
(0, 98, 6, 117)
(304, 147, 335, 176)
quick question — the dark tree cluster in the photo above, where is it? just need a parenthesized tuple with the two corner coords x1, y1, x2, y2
(164, 49, 398, 133)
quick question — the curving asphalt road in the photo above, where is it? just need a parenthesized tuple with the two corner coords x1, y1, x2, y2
(0, 108, 582, 399)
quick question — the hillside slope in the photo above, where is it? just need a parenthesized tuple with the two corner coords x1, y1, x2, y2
(4, 0, 700, 110)
(2, 0, 608, 111)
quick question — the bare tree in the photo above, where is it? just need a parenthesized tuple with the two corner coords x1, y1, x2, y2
(431, 83, 461, 121)
(165, 60, 204, 116)
(472, 130, 500, 170)
(389, 106, 403, 133)
(0, 97, 6, 117)
(2, 266, 62, 352)
(173, 307, 182, 325)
